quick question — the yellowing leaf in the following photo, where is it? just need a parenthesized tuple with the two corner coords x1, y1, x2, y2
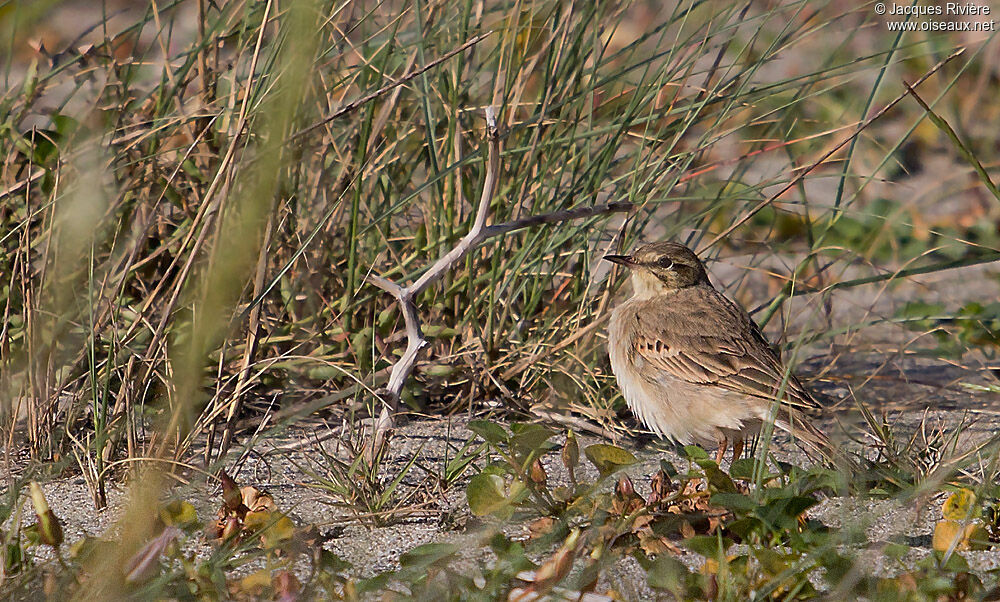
(260, 514, 296, 549)
(28, 482, 50, 515)
(933, 518, 991, 553)
(933, 519, 965, 553)
(701, 558, 719, 575)
(159, 500, 198, 528)
(239, 569, 272, 595)
(467, 473, 507, 517)
(244, 509, 273, 532)
(942, 489, 978, 520)
(584, 444, 637, 476)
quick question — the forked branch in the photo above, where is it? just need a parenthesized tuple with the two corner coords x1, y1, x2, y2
(365, 107, 632, 459)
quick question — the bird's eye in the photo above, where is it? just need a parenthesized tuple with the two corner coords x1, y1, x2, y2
(658, 258, 674, 269)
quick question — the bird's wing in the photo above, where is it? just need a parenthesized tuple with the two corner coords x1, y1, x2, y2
(631, 289, 820, 412)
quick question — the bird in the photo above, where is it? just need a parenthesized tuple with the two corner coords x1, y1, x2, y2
(604, 241, 833, 464)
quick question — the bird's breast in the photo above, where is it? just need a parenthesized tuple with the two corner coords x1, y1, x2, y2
(607, 299, 761, 445)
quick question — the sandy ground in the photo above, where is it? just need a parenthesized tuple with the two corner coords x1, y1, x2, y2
(19, 406, 1000, 597)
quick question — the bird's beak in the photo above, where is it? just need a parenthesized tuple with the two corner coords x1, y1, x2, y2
(603, 254, 634, 266)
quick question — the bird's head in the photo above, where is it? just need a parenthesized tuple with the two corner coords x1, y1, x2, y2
(604, 241, 709, 297)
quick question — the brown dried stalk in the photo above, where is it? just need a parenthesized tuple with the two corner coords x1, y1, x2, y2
(366, 107, 633, 460)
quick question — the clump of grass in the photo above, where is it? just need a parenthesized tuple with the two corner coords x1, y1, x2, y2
(3, 0, 982, 479)
(296, 419, 438, 527)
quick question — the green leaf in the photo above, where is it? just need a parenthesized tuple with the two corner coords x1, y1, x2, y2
(710, 493, 756, 514)
(725, 516, 764, 540)
(317, 549, 352, 574)
(23, 523, 40, 546)
(682, 535, 733, 559)
(508, 480, 530, 506)
(423, 364, 456, 377)
(509, 423, 557, 455)
(931, 548, 971, 572)
(647, 555, 690, 592)
(728, 458, 758, 480)
(757, 496, 819, 530)
(28, 130, 59, 165)
(658, 459, 679, 478)
(350, 327, 372, 358)
(356, 571, 393, 594)
(467, 473, 508, 516)
(180, 158, 203, 181)
(51, 114, 80, 138)
(481, 462, 511, 477)
(702, 464, 738, 493)
(423, 325, 460, 338)
(882, 542, 910, 560)
(399, 543, 459, 569)
(683, 445, 709, 460)
(898, 301, 946, 320)
(444, 443, 486, 483)
(753, 547, 790, 575)
(376, 307, 396, 333)
(584, 444, 637, 476)
(468, 420, 508, 445)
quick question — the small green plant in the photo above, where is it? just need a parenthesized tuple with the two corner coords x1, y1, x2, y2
(460, 421, 842, 598)
(453, 424, 1000, 599)
(296, 425, 431, 527)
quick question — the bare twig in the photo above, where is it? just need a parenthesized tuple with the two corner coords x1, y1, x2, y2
(0, 169, 45, 204)
(364, 107, 499, 461)
(529, 407, 629, 443)
(367, 273, 427, 406)
(365, 107, 632, 461)
(404, 106, 502, 298)
(481, 202, 633, 239)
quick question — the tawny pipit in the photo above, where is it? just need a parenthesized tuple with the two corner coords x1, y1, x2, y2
(605, 241, 830, 463)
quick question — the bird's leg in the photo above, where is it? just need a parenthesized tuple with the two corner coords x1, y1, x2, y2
(732, 438, 744, 462)
(714, 434, 728, 465)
